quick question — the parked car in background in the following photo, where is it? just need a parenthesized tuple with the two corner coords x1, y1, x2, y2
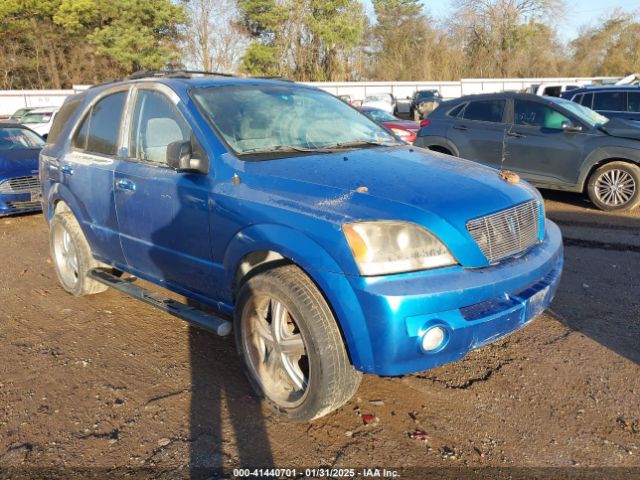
(528, 83, 583, 97)
(0, 122, 44, 216)
(359, 106, 419, 144)
(40, 72, 562, 421)
(409, 89, 442, 121)
(561, 85, 640, 122)
(20, 106, 60, 139)
(362, 93, 397, 115)
(415, 92, 640, 211)
(10, 107, 38, 123)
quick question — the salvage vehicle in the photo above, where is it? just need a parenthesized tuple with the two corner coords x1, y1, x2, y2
(40, 72, 563, 421)
(359, 106, 419, 144)
(362, 93, 397, 115)
(561, 85, 640, 122)
(21, 106, 60, 139)
(409, 89, 442, 121)
(416, 92, 640, 211)
(0, 122, 44, 216)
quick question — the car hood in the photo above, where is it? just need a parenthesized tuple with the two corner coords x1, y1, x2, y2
(0, 149, 40, 178)
(601, 117, 640, 140)
(235, 146, 535, 225)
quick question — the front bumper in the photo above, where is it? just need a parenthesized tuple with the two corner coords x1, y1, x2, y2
(343, 220, 563, 376)
(0, 192, 42, 217)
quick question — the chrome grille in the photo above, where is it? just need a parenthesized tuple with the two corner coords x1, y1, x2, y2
(0, 176, 40, 193)
(467, 200, 540, 263)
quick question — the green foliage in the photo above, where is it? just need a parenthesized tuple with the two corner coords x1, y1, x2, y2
(0, 0, 187, 88)
(241, 43, 278, 76)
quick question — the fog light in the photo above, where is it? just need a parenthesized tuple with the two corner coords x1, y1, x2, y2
(421, 326, 446, 352)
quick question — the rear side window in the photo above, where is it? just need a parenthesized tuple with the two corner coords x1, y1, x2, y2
(73, 91, 127, 156)
(628, 92, 640, 112)
(580, 93, 593, 108)
(47, 99, 81, 145)
(448, 103, 466, 118)
(593, 91, 626, 111)
(461, 100, 505, 123)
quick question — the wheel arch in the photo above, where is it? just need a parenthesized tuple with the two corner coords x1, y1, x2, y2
(223, 224, 375, 371)
(578, 148, 640, 192)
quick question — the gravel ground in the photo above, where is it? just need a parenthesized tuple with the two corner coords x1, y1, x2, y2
(0, 191, 639, 480)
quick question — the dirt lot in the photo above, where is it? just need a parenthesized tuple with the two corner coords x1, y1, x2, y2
(1, 191, 639, 479)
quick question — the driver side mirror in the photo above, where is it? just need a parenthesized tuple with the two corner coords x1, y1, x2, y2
(166, 138, 208, 174)
(562, 122, 583, 133)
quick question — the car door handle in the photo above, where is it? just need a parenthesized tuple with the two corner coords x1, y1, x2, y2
(507, 131, 525, 138)
(61, 165, 74, 175)
(452, 125, 468, 131)
(116, 179, 136, 191)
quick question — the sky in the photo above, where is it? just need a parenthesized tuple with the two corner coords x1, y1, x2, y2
(363, 0, 640, 42)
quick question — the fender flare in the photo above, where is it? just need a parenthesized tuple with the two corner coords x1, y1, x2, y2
(577, 146, 640, 190)
(222, 223, 374, 370)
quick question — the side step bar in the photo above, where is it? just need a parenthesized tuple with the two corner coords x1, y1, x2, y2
(88, 268, 232, 336)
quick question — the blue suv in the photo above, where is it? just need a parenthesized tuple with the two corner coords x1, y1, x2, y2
(40, 72, 563, 421)
(561, 85, 640, 122)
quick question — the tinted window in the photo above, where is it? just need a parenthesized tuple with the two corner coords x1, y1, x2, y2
(514, 100, 571, 129)
(461, 100, 505, 123)
(628, 92, 640, 113)
(580, 93, 593, 108)
(47, 99, 82, 145)
(593, 91, 626, 111)
(130, 90, 190, 163)
(73, 113, 90, 150)
(448, 103, 466, 118)
(86, 92, 127, 155)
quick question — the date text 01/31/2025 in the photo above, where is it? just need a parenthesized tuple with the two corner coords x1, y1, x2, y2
(233, 468, 400, 477)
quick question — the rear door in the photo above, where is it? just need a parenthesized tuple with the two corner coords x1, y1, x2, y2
(503, 98, 586, 186)
(114, 85, 215, 297)
(59, 88, 129, 264)
(592, 91, 628, 120)
(446, 98, 508, 169)
(627, 91, 640, 122)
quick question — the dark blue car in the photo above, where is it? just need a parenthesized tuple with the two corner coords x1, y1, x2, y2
(0, 122, 45, 216)
(40, 72, 563, 421)
(561, 85, 640, 122)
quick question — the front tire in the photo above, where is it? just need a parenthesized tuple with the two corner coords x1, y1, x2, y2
(587, 162, 640, 211)
(50, 213, 108, 296)
(234, 265, 361, 421)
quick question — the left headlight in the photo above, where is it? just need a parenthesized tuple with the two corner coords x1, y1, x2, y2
(342, 221, 457, 276)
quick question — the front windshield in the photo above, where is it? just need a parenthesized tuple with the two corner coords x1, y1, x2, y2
(21, 112, 54, 124)
(0, 127, 45, 150)
(363, 108, 396, 122)
(192, 85, 398, 155)
(416, 91, 439, 101)
(548, 97, 609, 128)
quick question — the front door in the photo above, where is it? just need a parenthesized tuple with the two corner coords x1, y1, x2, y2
(503, 99, 586, 187)
(114, 88, 215, 297)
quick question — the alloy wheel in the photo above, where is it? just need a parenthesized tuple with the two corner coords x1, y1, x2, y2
(594, 168, 636, 207)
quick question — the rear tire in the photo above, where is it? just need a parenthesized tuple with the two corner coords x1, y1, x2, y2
(50, 213, 108, 296)
(587, 161, 640, 211)
(234, 265, 361, 421)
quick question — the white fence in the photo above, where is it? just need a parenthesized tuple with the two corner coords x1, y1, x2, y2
(0, 77, 620, 117)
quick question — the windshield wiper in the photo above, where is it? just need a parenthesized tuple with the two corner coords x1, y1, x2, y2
(320, 140, 396, 149)
(240, 144, 334, 155)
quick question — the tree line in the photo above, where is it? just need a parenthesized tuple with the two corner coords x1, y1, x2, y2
(1, 0, 639, 90)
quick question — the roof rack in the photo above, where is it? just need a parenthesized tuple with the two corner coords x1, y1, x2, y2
(126, 70, 237, 80)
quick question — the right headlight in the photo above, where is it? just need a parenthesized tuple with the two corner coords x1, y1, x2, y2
(342, 221, 457, 276)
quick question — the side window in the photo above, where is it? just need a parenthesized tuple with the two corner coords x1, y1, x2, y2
(47, 99, 81, 145)
(461, 100, 505, 123)
(130, 90, 190, 164)
(514, 100, 571, 130)
(593, 91, 626, 111)
(448, 103, 466, 118)
(580, 93, 593, 108)
(627, 92, 640, 112)
(72, 91, 127, 155)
